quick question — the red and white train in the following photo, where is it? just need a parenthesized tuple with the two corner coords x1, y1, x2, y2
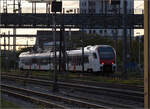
(19, 45, 116, 73)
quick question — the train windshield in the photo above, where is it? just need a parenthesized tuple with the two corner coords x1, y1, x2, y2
(98, 47, 115, 60)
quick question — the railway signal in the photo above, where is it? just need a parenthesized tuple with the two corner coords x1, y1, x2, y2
(109, 0, 120, 5)
(52, 0, 60, 92)
(51, 1, 62, 12)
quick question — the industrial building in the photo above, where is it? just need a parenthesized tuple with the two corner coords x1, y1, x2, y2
(79, 0, 134, 37)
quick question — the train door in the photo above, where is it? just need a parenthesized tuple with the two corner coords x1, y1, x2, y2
(88, 52, 97, 72)
(91, 52, 99, 72)
(32, 58, 37, 70)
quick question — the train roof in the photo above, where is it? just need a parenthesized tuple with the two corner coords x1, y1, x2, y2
(19, 45, 114, 58)
(19, 51, 63, 58)
(67, 45, 113, 55)
(19, 51, 51, 58)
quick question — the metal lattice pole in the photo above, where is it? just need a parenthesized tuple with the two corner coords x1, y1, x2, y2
(122, 0, 127, 79)
(52, 1, 58, 92)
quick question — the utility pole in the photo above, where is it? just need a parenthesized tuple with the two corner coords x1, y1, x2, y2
(0, 2, 1, 73)
(32, 2, 36, 14)
(144, 0, 150, 108)
(81, 26, 84, 73)
(13, 0, 15, 13)
(113, 29, 118, 71)
(18, 0, 22, 13)
(0, 34, 1, 73)
(59, 25, 65, 72)
(129, 29, 132, 71)
(122, 0, 127, 79)
(138, 36, 141, 70)
(52, 0, 62, 92)
(113, 5, 118, 71)
(61, 25, 66, 73)
(3, 33, 7, 71)
(46, 2, 50, 13)
(4, 33, 6, 52)
(13, 0, 16, 52)
(8, 31, 10, 71)
(3, 0, 8, 13)
(8, 31, 10, 51)
(110, 0, 120, 72)
(110, 0, 127, 79)
(59, 27, 62, 72)
(52, 8, 58, 92)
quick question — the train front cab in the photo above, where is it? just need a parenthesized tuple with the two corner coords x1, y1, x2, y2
(97, 46, 116, 73)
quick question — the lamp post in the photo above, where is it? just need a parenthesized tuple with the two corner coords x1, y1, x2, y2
(136, 32, 141, 70)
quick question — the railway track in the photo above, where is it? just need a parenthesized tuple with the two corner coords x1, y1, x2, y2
(1, 84, 106, 108)
(26, 73, 144, 92)
(1, 74, 144, 103)
(61, 79, 144, 92)
(1, 82, 143, 108)
(2, 73, 144, 92)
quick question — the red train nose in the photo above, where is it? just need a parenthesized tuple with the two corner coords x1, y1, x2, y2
(101, 60, 115, 65)
(101, 62, 104, 64)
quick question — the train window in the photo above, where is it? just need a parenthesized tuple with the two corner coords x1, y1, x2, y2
(42, 60, 46, 64)
(49, 57, 52, 63)
(45, 57, 50, 63)
(48, 57, 51, 62)
(72, 56, 74, 64)
(69, 56, 72, 64)
(98, 47, 115, 60)
(99, 30, 103, 34)
(40, 58, 49, 65)
(99, 47, 114, 52)
(21, 59, 25, 63)
(79, 56, 82, 65)
(73, 56, 76, 64)
(32, 58, 37, 63)
(76, 56, 78, 65)
(93, 53, 97, 59)
(68, 56, 70, 63)
(77, 56, 80, 65)
(24, 59, 31, 65)
(68, 55, 89, 65)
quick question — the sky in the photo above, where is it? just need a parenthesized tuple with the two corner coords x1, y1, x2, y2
(0, 0, 144, 50)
